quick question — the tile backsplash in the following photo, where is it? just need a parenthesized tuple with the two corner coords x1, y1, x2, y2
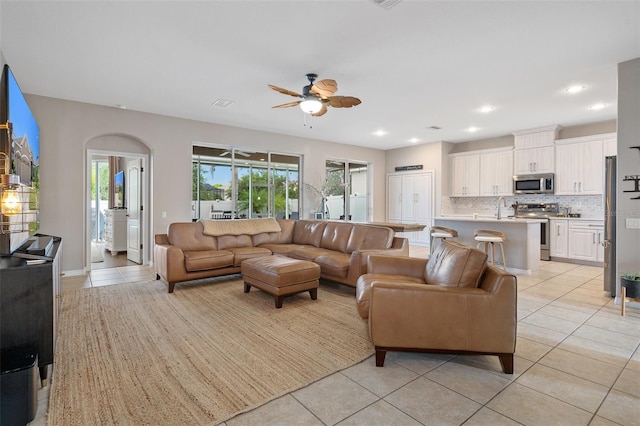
(442, 195, 603, 219)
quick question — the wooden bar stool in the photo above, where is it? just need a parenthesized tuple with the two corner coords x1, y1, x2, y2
(429, 226, 458, 255)
(474, 229, 507, 270)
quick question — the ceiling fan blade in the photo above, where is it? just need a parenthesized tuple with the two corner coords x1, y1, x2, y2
(235, 151, 251, 157)
(311, 104, 328, 117)
(272, 100, 302, 109)
(268, 84, 302, 98)
(310, 79, 338, 98)
(328, 96, 361, 108)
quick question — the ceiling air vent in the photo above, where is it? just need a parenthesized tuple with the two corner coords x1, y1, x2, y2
(212, 98, 233, 108)
(371, 0, 401, 10)
(426, 126, 442, 130)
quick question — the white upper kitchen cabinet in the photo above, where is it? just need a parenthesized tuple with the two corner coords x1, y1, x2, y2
(450, 153, 480, 197)
(603, 138, 617, 157)
(512, 125, 559, 174)
(555, 140, 603, 195)
(513, 125, 560, 149)
(513, 146, 555, 174)
(479, 149, 513, 196)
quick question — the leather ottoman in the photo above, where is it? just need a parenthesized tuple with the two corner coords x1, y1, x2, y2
(241, 256, 321, 308)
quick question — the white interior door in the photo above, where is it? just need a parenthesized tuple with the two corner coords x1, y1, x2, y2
(126, 158, 142, 264)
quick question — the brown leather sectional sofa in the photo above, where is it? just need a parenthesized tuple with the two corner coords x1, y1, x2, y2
(154, 218, 409, 293)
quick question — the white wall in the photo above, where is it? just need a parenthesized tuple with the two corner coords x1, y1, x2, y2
(25, 95, 386, 273)
(616, 58, 640, 291)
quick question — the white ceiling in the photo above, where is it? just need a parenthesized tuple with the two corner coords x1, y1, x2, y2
(1, 1, 639, 150)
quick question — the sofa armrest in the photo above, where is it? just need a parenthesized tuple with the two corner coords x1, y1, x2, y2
(153, 242, 189, 292)
(345, 240, 412, 285)
(368, 277, 516, 354)
(367, 255, 427, 279)
(390, 236, 409, 252)
(155, 233, 169, 245)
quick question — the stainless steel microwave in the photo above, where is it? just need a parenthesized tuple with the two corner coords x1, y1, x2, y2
(513, 173, 554, 194)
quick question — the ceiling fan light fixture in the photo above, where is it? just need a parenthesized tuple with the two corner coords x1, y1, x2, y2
(300, 97, 323, 114)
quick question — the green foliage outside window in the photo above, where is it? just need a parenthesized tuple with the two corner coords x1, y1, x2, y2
(193, 163, 224, 201)
(230, 169, 299, 214)
(90, 162, 110, 201)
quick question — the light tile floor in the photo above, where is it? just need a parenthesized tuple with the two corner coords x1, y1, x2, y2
(30, 247, 640, 426)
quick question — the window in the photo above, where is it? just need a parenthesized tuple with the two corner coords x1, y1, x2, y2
(192, 146, 300, 220)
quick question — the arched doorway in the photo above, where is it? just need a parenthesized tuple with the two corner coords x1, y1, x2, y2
(85, 134, 150, 271)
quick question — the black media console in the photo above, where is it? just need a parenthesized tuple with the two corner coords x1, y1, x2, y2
(0, 234, 62, 386)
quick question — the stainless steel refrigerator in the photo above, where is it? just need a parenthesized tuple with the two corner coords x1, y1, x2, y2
(604, 156, 616, 297)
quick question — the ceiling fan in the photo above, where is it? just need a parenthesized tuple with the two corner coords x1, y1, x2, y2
(268, 73, 361, 116)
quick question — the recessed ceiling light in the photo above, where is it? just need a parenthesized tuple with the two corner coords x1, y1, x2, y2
(478, 105, 495, 113)
(565, 85, 586, 94)
(588, 102, 608, 110)
(373, 130, 387, 136)
(466, 126, 480, 133)
(115, 104, 127, 110)
(409, 138, 420, 143)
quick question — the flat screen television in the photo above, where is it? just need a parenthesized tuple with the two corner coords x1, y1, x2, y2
(0, 64, 41, 255)
(114, 170, 125, 209)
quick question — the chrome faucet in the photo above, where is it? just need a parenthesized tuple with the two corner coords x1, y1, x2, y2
(497, 196, 507, 219)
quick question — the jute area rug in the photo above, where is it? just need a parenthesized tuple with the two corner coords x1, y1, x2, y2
(48, 276, 373, 425)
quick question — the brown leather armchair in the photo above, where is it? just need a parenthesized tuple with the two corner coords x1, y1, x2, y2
(356, 240, 517, 374)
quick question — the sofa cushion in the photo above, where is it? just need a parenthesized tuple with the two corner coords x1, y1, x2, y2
(183, 250, 234, 271)
(292, 220, 326, 247)
(252, 220, 295, 246)
(217, 234, 254, 250)
(168, 222, 217, 251)
(288, 246, 335, 262)
(346, 225, 393, 253)
(314, 252, 350, 278)
(425, 240, 487, 288)
(320, 222, 352, 253)
(227, 247, 272, 266)
(255, 243, 300, 256)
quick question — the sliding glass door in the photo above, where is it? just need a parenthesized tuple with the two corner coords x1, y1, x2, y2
(324, 159, 368, 221)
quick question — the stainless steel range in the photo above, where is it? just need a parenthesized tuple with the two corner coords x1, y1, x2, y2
(513, 202, 559, 261)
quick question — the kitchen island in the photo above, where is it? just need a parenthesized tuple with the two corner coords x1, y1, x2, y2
(434, 216, 545, 274)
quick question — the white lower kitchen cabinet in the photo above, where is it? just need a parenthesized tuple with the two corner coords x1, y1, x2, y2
(549, 219, 568, 258)
(567, 220, 604, 262)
